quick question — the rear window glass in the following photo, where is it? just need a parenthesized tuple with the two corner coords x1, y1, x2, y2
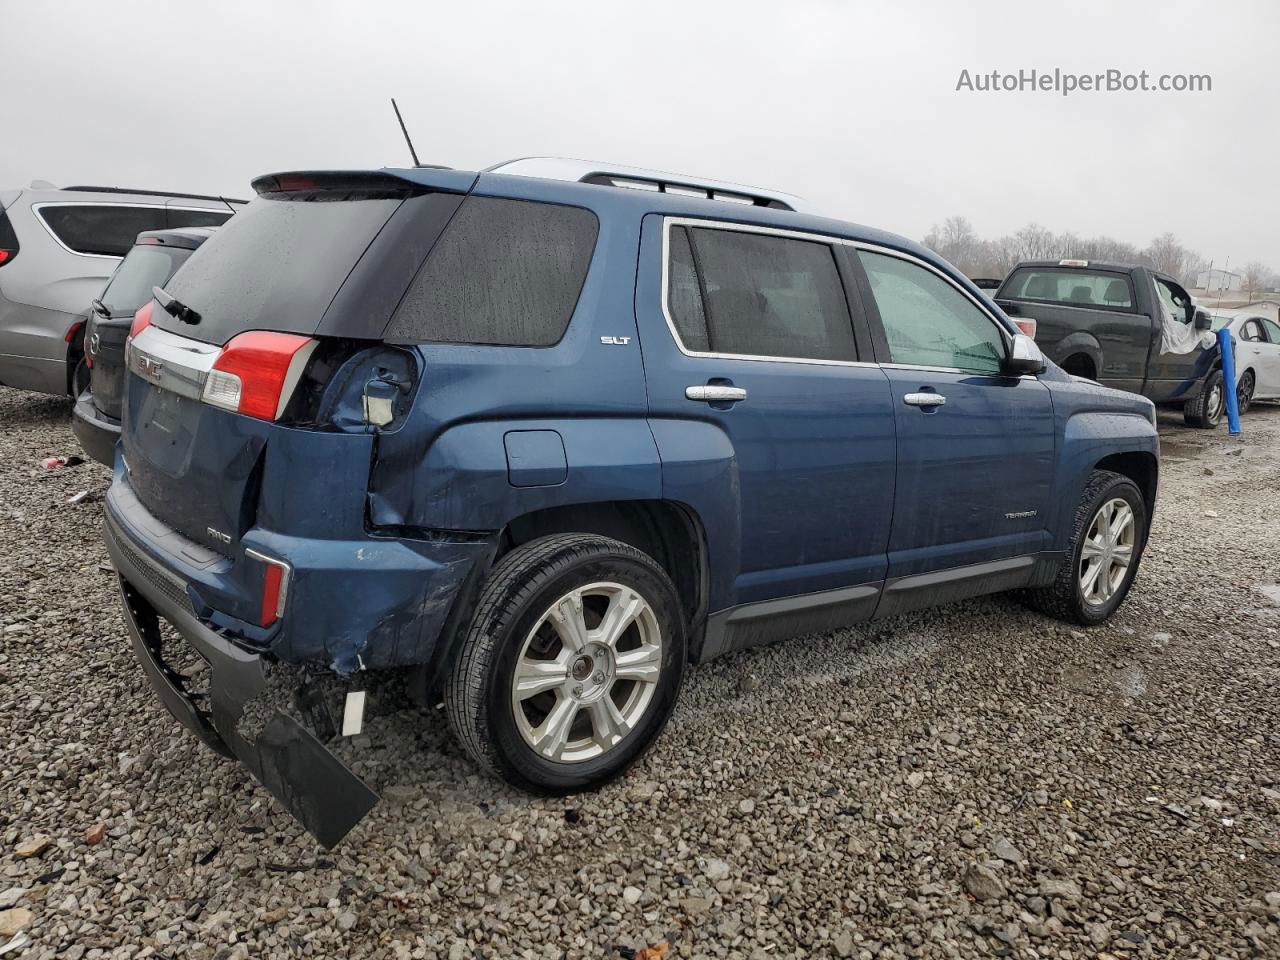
(387, 196, 598, 346)
(1001, 268, 1134, 311)
(158, 196, 403, 345)
(168, 208, 233, 229)
(100, 245, 193, 315)
(38, 205, 166, 257)
(668, 226, 856, 362)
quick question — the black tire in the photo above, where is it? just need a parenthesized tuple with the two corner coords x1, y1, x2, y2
(1183, 368, 1225, 428)
(1021, 470, 1147, 626)
(1236, 370, 1255, 416)
(444, 533, 686, 793)
(71, 357, 89, 398)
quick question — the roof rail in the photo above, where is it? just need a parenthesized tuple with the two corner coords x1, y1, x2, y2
(485, 157, 809, 213)
(61, 185, 248, 204)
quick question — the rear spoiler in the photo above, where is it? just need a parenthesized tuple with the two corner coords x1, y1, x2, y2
(251, 169, 478, 199)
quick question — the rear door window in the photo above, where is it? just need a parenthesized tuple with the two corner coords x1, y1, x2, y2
(37, 204, 166, 257)
(1001, 267, 1135, 311)
(859, 251, 1006, 374)
(665, 224, 857, 362)
(387, 196, 598, 346)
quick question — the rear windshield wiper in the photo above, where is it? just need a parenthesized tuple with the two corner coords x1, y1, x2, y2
(152, 285, 201, 326)
(90, 298, 109, 318)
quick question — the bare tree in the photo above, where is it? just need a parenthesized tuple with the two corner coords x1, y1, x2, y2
(1243, 261, 1269, 301)
(1145, 233, 1188, 281)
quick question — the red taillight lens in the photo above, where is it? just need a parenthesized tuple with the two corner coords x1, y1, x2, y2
(65, 319, 85, 344)
(261, 563, 285, 626)
(129, 301, 154, 339)
(0, 250, 13, 265)
(203, 331, 316, 421)
(248, 550, 291, 627)
(1012, 318, 1037, 339)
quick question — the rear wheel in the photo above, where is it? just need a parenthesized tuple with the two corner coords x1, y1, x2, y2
(1183, 369, 1224, 428)
(1236, 370, 1255, 416)
(1021, 470, 1147, 625)
(445, 534, 686, 792)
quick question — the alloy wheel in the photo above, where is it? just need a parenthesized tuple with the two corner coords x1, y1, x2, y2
(510, 582, 663, 763)
(1079, 498, 1136, 606)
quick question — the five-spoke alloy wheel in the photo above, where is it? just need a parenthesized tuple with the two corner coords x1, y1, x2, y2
(446, 534, 685, 792)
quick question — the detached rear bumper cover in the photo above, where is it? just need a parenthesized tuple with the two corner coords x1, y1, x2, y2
(105, 513, 378, 849)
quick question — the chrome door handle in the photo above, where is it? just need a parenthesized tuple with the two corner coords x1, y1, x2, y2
(903, 392, 946, 407)
(686, 385, 747, 402)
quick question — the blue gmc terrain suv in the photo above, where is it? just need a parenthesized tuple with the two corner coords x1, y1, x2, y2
(104, 158, 1159, 846)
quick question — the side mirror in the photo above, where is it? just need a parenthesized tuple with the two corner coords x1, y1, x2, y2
(1004, 333, 1045, 375)
(1194, 308, 1213, 331)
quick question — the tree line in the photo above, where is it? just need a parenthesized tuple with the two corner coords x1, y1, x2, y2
(921, 216, 1277, 300)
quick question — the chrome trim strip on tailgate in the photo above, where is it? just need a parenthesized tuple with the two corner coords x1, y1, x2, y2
(127, 323, 220, 400)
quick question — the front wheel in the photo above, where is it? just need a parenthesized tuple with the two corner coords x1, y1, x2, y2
(1236, 369, 1255, 416)
(1021, 470, 1148, 625)
(1184, 369, 1225, 428)
(444, 534, 686, 792)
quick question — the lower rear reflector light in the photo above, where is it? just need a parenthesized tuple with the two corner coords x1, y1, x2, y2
(246, 549, 290, 627)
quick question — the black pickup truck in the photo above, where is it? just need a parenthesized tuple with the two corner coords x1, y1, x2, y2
(995, 260, 1223, 427)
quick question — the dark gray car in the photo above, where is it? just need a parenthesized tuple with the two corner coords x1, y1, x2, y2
(0, 184, 238, 397)
(72, 227, 217, 465)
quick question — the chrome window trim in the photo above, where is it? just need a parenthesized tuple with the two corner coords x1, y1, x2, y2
(31, 200, 229, 261)
(659, 216, 1016, 372)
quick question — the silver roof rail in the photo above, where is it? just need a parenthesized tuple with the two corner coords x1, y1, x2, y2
(485, 157, 810, 213)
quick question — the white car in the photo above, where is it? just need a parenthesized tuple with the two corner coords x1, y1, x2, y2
(1211, 309, 1280, 413)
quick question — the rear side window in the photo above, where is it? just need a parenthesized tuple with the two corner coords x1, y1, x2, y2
(100, 245, 193, 314)
(667, 227, 709, 352)
(859, 251, 1005, 374)
(1263, 319, 1280, 343)
(167, 208, 233, 229)
(1001, 267, 1134, 311)
(387, 197, 598, 346)
(37, 204, 166, 257)
(666, 224, 857, 362)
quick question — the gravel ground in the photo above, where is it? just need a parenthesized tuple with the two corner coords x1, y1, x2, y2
(2, 385, 1279, 960)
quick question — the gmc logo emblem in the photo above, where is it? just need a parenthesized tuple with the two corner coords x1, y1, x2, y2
(137, 356, 163, 382)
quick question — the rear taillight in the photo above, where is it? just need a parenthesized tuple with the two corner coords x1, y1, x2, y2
(247, 549, 290, 627)
(0, 249, 13, 266)
(129, 301, 153, 339)
(202, 331, 317, 421)
(1012, 318, 1037, 339)
(65, 319, 85, 344)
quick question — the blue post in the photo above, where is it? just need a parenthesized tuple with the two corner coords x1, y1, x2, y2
(1218, 326, 1241, 435)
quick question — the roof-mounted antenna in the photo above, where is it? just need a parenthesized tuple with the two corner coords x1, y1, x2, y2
(391, 98, 421, 167)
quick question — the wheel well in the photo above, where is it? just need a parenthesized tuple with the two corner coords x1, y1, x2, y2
(1060, 353, 1097, 380)
(1095, 452, 1157, 516)
(65, 320, 87, 396)
(500, 500, 707, 633)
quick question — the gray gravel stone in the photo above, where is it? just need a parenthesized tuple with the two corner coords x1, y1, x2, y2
(3, 391, 1280, 958)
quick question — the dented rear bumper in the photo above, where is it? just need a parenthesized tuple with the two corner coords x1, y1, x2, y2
(103, 477, 494, 847)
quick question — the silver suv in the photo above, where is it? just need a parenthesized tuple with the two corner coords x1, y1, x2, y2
(0, 184, 239, 397)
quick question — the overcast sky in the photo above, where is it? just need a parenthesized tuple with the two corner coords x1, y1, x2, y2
(3, 0, 1277, 267)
